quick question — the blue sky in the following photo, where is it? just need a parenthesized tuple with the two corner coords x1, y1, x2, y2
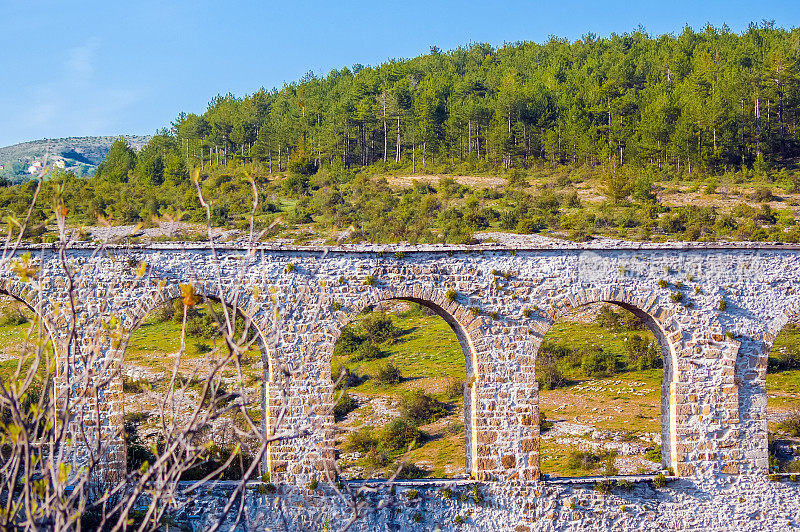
(1, 0, 798, 147)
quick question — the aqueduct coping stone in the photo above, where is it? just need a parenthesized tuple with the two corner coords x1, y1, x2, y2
(1, 240, 798, 486)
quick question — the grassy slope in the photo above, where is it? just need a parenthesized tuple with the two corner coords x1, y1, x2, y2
(333, 306, 466, 478)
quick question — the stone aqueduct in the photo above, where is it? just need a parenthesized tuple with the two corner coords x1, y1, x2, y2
(2, 241, 798, 485)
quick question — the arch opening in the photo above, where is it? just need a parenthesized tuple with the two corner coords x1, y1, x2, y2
(537, 301, 671, 479)
(330, 298, 474, 480)
(0, 292, 55, 389)
(121, 295, 271, 480)
(765, 320, 800, 473)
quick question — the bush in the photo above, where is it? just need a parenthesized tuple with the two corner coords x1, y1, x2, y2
(567, 449, 617, 474)
(778, 410, 800, 437)
(645, 444, 663, 464)
(375, 362, 402, 385)
(539, 411, 554, 432)
(122, 377, 149, 394)
(350, 341, 381, 362)
(381, 418, 422, 451)
(626, 334, 662, 371)
(360, 312, 401, 344)
(444, 377, 463, 399)
(0, 310, 29, 326)
(344, 427, 379, 453)
(186, 314, 220, 339)
(581, 348, 617, 378)
(182, 443, 254, 481)
(333, 327, 363, 359)
(751, 186, 775, 202)
(334, 392, 358, 421)
(536, 343, 569, 390)
(653, 473, 667, 488)
(400, 391, 446, 424)
(397, 464, 428, 479)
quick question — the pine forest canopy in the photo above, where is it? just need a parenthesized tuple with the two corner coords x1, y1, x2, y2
(4, 23, 800, 246)
(171, 24, 800, 173)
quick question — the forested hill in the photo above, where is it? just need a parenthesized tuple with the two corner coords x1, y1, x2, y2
(5, 24, 800, 246)
(0, 136, 151, 182)
(169, 24, 800, 174)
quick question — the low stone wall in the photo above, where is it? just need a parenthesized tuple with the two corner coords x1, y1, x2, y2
(174, 476, 800, 531)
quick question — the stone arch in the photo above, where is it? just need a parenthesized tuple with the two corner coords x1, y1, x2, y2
(744, 295, 800, 474)
(325, 284, 488, 477)
(0, 276, 58, 348)
(761, 295, 800, 377)
(534, 287, 686, 475)
(116, 280, 276, 475)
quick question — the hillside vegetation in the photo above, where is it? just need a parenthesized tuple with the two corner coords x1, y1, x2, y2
(0, 135, 151, 183)
(3, 24, 800, 244)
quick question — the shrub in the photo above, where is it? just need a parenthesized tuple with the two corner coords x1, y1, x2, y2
(778, 410, 800, 437)
(333, 392, 358, 421)
(626, 334, 662, 371)
(454, 515, 466, 524)
(122, 377, 149, 394)
(363, 275, 375, 286)
(333, 327, 362, 359)
(594, 480, 613, 494)
(669, 291, 683, 303)
(445, 289, 457, 302)
(398, 464, 428, 479)
(522, 307, 533, 318)
(444, 377, 463, 399)
(567, 450, 601, 471)
(381, 418, 422, 451)
(718, 298, 727, 311)
(581, 348, 617, 377)
(616, 479, 634, 490)
(440, 488, 453, 499)
(360, 312, 401, 344)
(751, 186, 775, 202)
(375, 362, 402, 385)
(0, 309, 29, 327)
(307, 477, 318, 490)
(539, 411, 554, 432)
(653, 473, 667, 488)
(597, 305, 623, 330)
(186, 314, 219, 339)
(406, 489, 419, 500)
(645, 444, 663, 464)
(350, 341, 381, 362)
(344, 427, 379, 453)
(536, 343, 569, 390)
(400, 391, 446, 424)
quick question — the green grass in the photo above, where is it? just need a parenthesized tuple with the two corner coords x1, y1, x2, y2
(335, 310, 465, 401)
(767, 324, 800, 413)
(333, 304, 467, 478)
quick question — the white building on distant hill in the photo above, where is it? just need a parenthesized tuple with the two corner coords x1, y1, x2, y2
(54, 159, 65, 169)
(27, 161, 43, 174)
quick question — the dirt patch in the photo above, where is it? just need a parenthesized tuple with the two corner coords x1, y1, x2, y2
(384, 174, 507, 189)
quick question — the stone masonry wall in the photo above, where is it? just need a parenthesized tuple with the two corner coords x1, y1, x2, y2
(1, 241, 800, 529)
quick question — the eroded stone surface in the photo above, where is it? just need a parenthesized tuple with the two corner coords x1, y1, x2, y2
(3, 241, 800, 524)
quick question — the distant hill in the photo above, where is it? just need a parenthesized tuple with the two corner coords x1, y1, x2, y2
(0, 135, 151, 182)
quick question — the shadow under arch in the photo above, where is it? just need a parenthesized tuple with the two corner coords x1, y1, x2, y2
(330, 287, 481, 477)
(538, 291, 685, 476)
(118, 281, 277, 476)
